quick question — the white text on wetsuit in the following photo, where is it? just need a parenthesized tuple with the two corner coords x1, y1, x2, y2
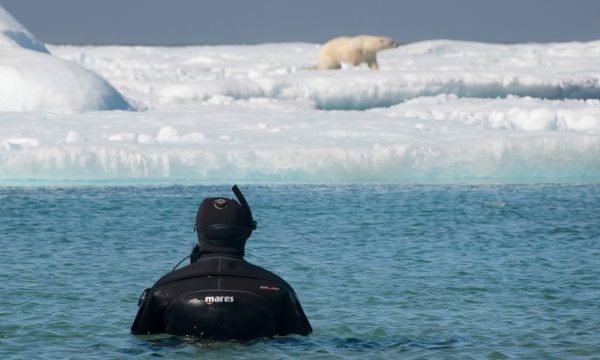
(204, 296, 234, 305)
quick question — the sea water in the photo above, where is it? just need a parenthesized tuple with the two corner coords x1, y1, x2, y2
(1, 184, 599, 359)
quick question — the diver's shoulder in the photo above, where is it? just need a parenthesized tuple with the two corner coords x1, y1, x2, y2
(241, 260, 295, 290)
(152, 257, 219, 286)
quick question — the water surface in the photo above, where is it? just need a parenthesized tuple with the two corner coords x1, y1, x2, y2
(1, 185, 599, 359)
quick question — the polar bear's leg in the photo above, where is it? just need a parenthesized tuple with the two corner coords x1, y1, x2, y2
(327, 61, 342, 69)
(315, 50, 341, 69)
(317, 58, 341, 69)
(367, 55, 379, 70)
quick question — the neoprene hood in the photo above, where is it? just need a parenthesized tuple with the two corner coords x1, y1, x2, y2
(195, 185, 257, 256)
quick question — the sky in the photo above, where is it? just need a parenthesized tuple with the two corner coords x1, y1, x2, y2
(2, 0, 600, 45)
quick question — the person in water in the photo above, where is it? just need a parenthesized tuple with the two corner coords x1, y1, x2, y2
(131, 185, 312, 339)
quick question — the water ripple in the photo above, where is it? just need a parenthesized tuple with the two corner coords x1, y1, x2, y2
(1, 184, 600, 359)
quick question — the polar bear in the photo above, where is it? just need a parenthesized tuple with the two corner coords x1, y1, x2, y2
(315, 35, 399, 70)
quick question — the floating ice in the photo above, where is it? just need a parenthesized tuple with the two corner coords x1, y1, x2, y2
(156, 126, 180, 143)
(50, 40, 600, 111)
(2, 137, 40, 151)
(1, 26, 599, 184)
(137, 134, 155, 144)
(65, 131, 86, 144)
(0, 96, 599, 184)
(0, 6, 130, 113)
(108, 133, 136, 142)
(0, 6, 47, 52)
(384, 95, 600, 132)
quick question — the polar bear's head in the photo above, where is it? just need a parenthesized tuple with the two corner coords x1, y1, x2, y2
(362, 36, 399, 52)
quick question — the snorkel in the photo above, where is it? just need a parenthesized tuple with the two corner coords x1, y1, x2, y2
(232, 184, 257, 231)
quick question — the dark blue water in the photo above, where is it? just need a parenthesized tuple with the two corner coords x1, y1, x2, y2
(1, 185, 599, 359)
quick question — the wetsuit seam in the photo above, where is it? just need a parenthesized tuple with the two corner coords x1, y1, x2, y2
(199, 256, 243, 262)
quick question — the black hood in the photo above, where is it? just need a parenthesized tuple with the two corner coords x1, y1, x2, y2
(195, 185, 256, 256)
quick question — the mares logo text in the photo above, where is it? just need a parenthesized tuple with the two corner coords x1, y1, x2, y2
(204, 296, 235, 305)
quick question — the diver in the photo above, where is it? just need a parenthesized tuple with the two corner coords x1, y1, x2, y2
(131, 185, 312, 339)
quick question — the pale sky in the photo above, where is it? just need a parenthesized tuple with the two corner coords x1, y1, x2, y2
(2, 0, 600, 45)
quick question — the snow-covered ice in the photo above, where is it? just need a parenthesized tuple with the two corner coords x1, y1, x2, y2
(50, 40, 600, 111)
(0, 6, 129, 113)
(2, 94, 599, 184)
(1, 6, 599, 184)
(0, 6, 47, 53)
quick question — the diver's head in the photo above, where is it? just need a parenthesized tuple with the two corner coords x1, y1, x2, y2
(194, 185, 257, 256)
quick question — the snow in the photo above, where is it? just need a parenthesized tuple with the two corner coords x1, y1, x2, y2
(0, 6, 599, 184)
(1, 95, 599, 184)
(0, 6, 130, 113)
(0, 6, 47, 52)
(49, 40, 600, 111)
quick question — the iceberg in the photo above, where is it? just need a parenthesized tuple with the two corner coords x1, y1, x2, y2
(0, 5, 47, 52)
(0, 5, 599, 185)
(50, 40, 600, 111)
(0, 6, 130, 113)
(1, 96, 599, 184)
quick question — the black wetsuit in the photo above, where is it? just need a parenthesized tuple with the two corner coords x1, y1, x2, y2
(131, 253, 312, 339)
